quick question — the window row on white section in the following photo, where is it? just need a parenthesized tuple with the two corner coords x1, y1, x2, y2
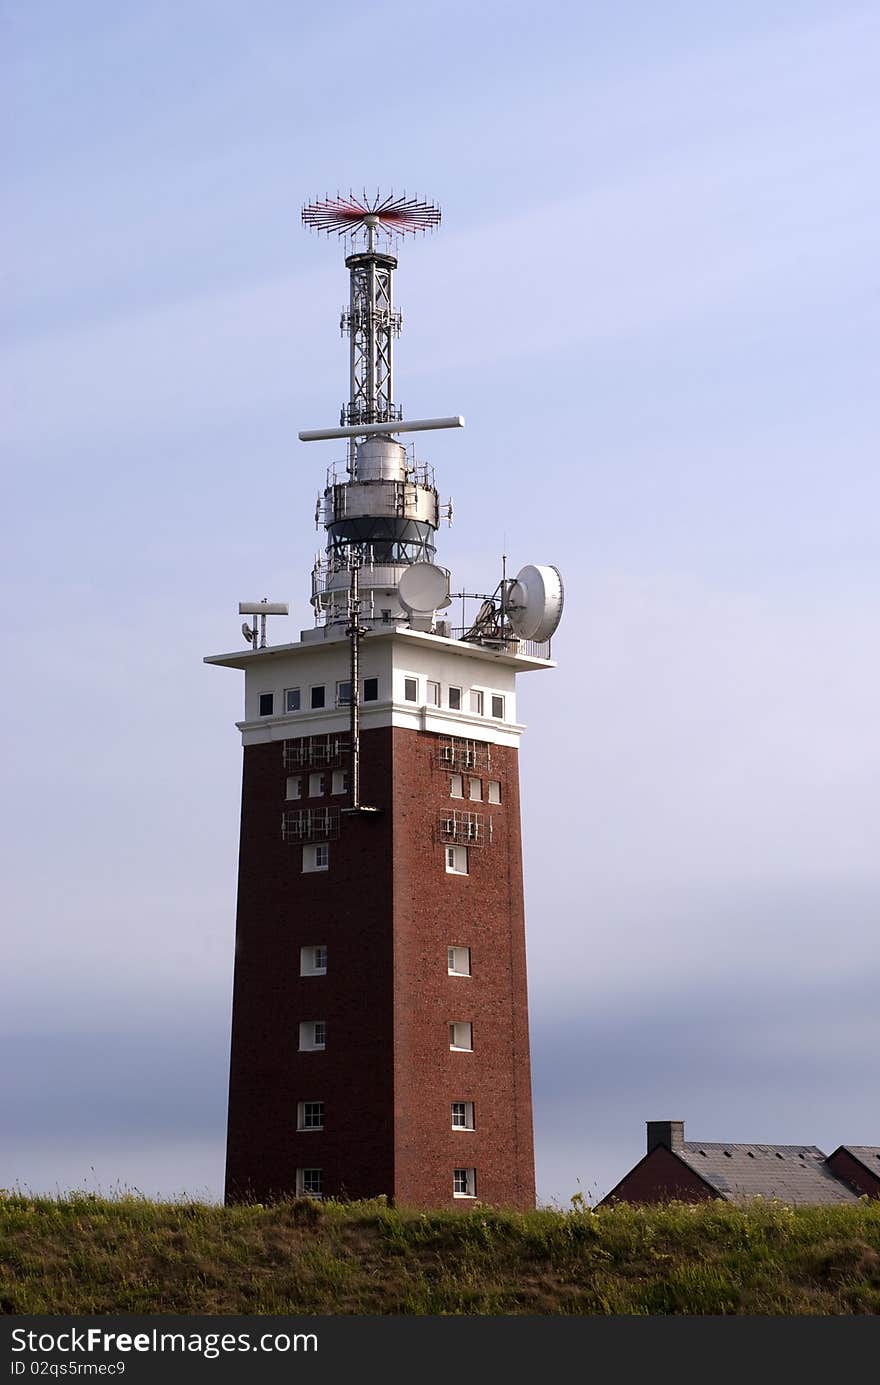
(258, 678, 507, 720)
(259, 679, 376, 718)
(303, 842, 473, 874)
(406, 677, 506, 721)
(287, 771, 349, 801)
(449, 775, 501, 804)
(295, 1168, 477, 1200)
(299, 945, 471, 977)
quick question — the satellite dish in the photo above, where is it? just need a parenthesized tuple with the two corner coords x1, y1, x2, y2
(507, 565, 564, 642)
(398, 562, 451, 615)
(241, 622, 255, 644)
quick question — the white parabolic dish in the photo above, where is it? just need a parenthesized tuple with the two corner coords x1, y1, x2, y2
(507, 564, 565, 642)
(397, 562, 451, 614)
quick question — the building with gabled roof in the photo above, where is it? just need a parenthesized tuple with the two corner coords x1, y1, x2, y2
(825, 1146, 880, 1200)
(600, 1121, 865, 1206)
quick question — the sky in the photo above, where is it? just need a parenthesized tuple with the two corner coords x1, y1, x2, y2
(2, 0, 878, 1205)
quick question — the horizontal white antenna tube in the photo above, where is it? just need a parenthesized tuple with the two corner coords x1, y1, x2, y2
(298, 415, 465, 442)
(239, 601, 289, 616)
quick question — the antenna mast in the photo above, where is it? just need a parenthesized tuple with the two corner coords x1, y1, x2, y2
(302, 193, 441, 432)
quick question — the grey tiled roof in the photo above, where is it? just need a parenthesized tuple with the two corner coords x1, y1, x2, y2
(677, 1142, 859, 1205)
(841, 1146, 880, 1178)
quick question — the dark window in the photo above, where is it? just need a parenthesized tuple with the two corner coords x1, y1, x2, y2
(448, 686, 462, 711)
(491, 694, 504, 719)
(404, 677, 418, 702)
(285, 688, 301, 712)
(310, 686, 325, 709)
(259, 693, 274, 716)
(336, 680, 352, 706)
(363, 677, 378, 702)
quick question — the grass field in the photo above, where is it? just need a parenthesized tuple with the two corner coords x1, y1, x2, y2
(2, 1193, 879, 1315)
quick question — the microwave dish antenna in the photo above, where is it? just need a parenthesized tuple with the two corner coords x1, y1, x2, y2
(506, 565, 565, 643)
(398, 561, 451, 616)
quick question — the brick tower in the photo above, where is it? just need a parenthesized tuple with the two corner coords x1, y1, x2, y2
(206, 194, 563, 1209)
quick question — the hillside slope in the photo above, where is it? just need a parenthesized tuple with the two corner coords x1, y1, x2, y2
(2, 1194, 879, 1315)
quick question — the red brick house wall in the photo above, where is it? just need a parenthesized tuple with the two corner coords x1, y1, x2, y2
(600, 1145, 716, 1206)
(826, 1148, 880, 1199)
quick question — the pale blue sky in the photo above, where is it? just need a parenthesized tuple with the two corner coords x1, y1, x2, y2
(3, 1, 878, 1202)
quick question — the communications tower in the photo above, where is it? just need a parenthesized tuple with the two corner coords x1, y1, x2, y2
(206, 192, 563, 1208)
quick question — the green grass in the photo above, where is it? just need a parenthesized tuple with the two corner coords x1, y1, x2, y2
(1, 1193, 878, 1314)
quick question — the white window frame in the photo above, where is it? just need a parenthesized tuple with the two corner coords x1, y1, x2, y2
(308, 772, 325, 798)
(445, 845, 468, 875)
(296, 1167, 323, 1198)
(403, 675, 419, 703)
(297, 1100, 325, 1131)
(448, 686, 462, 711)
(449, 1021, 473, 1052)
(469, 689, 484, 716)
(468, 776, 482, 801)
(331, 769, 349, 796)
(491, 693, 505, 720)
(286, 775, 302, 801)
(487, 780, 501, 805)
(427, 679, 441, 706)
(336, 679, 352, 707)
(303, 843, 329, 873)
(453, 1168, 477, 1198)
(449, 773, 464, 799)
(299, 1020, 326, 1051)
(284, 687, 301, 713)
(300, 945, 327, 977)
(451, 1101, 475, 1131)
(447, 946, 471, 976)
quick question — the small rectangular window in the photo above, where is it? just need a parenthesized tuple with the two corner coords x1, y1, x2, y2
(297, 1100, 325, 1131)
(310, 685, 326, 709)
(300, 945, 327, 977)
(285, 688, 301, 713)
(299, 1020, 326, 1051)
(468, 777, 482, 801)
(363, 677, 379, 702)
(488, 780, 501, 805)
(450, 773, 464, 799)
(491, 694, 505, 719)
(331, 769, 349, 795)
(445, 845, 468, 875)
(286, 775, 301, 801)
(448, 686, 462, 711)
(336, 680, 352, 706)
(451, 1101, 475, 1130)
(297, 1167, 322, 1198)
(470, 690, 484, 716)
(308, 772, 325, 798)
(259, 692, 274, 717)
(453, 1168, 476, 1198)
(449, 1021, 473, 1051)
(404, 676, 418, 702)
(303, 843, 329, 873)
(447, 946, 471, 976)
(427, 680, 440, 706)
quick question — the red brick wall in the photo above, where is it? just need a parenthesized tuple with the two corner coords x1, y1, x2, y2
(391, 728, 535, 1210)
(225, 727, 395, 1202)
(225, 723, 535, 1210)
(826, 1148, 880, 1199)
(600, 1146, 716, 1205)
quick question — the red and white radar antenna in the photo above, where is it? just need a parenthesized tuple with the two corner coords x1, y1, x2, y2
(302, 190, 441, 242)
